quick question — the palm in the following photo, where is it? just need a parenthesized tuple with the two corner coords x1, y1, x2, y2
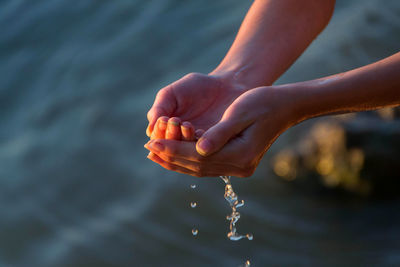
(167, 73, 244, 131)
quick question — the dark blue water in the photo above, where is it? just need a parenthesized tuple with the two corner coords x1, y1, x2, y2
(1, 0, 400, 266)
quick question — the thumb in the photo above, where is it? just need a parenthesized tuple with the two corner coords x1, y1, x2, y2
(196, 119, 250, 156)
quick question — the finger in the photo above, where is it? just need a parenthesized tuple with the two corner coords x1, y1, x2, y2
(150, 116, 169, 140)
(152, 150, 246, 177)
(147, 151, 204, 177)
(144, 138, 244, 167)
(145, 139, 205, 163)
(146, 107, 167, 137)
(166, 117, 182, 140)
(195, 129, 205, 140)
(144, 135, 255, 177)
(196, 119, 251, 156)
(181, 121, 195, 141)
(146, 87, 177, 136)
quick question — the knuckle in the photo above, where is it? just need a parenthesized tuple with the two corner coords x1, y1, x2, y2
(155, 88, 171, 103)
(184, 72, 202, 81)
(155, 89, 165, 100)
(158, 87, 168, 95)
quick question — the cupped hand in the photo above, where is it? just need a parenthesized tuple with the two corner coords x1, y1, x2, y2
(145, 86, 297, 177)
(146, 72, 248, 137)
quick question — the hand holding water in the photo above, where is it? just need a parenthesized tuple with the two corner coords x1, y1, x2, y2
(145, 86, 294, 177)
(145, 0, 400, 178)
(146, 72, 250, 139)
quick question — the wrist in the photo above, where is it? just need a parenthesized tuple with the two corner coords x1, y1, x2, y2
(280, 79, 332, 125)
(209, 68, 250, 93)
(210, 61, 276, 92)
(274, 82, 312, 127)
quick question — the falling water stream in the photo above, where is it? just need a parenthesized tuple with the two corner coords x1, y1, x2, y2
(189, 177, 252, 265)
(220, 176, 252, 267)
(220, 176, 253, 241)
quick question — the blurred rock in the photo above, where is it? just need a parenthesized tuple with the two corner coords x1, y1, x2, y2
(272, 107, 400, 198)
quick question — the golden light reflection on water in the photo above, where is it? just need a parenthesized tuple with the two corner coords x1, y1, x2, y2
(272, 121, 371, 196)
(377, 107, 395, 121)
(316, 156, 334, 176)
(272, 149, 297, 181)
(348, 148, 364, 171)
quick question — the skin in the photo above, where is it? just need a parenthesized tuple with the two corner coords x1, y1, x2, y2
(145, 54, 400, 177)
(148, 116, 196, 161)
(150, 116, 195, 141)
(144, 0, 400, 177)
(146, 0, 336, 137)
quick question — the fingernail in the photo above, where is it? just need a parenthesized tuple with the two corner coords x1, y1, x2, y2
(169, 121, 179, 126)
(181, 121, 190, 128)
(160, 116, 169, 123)
(197, 138, 212, 155)
(149, 141, 164, 152)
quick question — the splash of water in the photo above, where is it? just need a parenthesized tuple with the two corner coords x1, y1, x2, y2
(220, 176, 253, 241)
(192, 228, 198, 236)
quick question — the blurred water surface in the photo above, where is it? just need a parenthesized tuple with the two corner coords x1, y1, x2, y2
(1, 0, 400, 266)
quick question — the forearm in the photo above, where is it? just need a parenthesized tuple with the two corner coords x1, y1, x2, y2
(212, 0, 335, 88)
(288, 52, 400, 123)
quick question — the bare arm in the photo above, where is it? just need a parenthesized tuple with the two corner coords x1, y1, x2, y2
(212, 0, 336, 88)
(146, 0, 336, 136)
(145, 52, 400, 177)
(290, 52, 400, 122)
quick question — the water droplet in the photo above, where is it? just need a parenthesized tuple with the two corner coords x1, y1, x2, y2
(190, 184, 196, 189)
(190, 202, 197, 208)
(192, 229, 198, 236)
(245, 260, 251, 267)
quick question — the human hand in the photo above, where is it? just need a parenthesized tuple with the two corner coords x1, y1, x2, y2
(145, 86, 297, 177)
(146, 72, 249, 137)
(150, 116, 196, 141)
